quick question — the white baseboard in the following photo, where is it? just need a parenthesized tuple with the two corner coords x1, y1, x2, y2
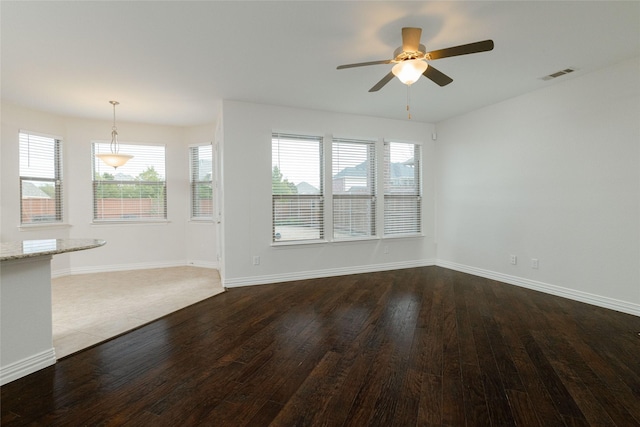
(437, 260, 640, 317)
(52, 260, 219, 278)
(223, 259, 436, 288)
(186, 260, 220, 269)
(0, 348, 56, 386)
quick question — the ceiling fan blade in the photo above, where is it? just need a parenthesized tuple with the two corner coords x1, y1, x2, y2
(423, 65, 453, 87)
(402, 27, 422, 52)
(337, 59, 393, 69)
(369, 71, 395, 92)
(426, 39, 494, 60)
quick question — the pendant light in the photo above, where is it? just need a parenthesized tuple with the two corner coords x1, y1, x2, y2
(96, 101, 133, 168)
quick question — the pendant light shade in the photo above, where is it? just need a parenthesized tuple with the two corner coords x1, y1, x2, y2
(95, 152, 133, 168)
(96, 101, 133, 169)
(392, 59, 428, 85)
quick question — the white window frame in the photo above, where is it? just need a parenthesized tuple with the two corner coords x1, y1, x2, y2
(19, 131, 63, 225)
(189, 143, 214, 221)
(272, 133, 324, 244)
(332, 138, 377, 241)
(269, 134, 423, 244)
(383, 140, 422, 237)
(92, 141, 167, 223)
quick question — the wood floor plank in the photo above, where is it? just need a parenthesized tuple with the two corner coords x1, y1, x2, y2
(441, 280, 465, 427)
(465, 285, 516, 426)
(2, 266, 639, 426)
(533, 331, 618, 426)
(522, 329, 588, 423)
(460, 362, 491, 426)
(423, 276, 444, 377)
(417, 373, 443, 426)
(393, 367, 422, 427)
(505, 389, 541, 427)
(270, 350, 346, 426)
(509, 343, 566, 426)
(245, 400, 283, 427)
(311, 322, 380, 427)
(341, 280, 415, 427)
(368, 285, 421, 427)
(559, 335, 640, 423)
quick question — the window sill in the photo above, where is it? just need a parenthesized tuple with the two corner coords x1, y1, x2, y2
(271, 236, 383, 246)
(382, 233, 425, 239)
(91, 220, 170, 226)
(188, 218, 216, 224)
(270, 233, 424, 247)
(18, 223, 71, 232)
(271, 239, 328, 247)
(332, 236, 381, 244)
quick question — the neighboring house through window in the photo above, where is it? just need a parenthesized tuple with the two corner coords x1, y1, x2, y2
(272, 133, 324, 243)
(19, 131, 63, 224)
(272, 134, 422, 243)
(92, 142, 166, 221)
(384, 141, 422, 236)
(332, 138, 376, 240)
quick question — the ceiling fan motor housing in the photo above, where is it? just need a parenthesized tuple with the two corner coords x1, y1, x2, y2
(393, 45, 427, 62)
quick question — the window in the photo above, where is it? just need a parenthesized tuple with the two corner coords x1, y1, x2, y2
(272, 133, 323, 242)
(19, 131, 63, 224)
(189, 144, 213, 219)
(384, 141, 421, 236)
(332, 138, 376, 240)
(92, 142, 166, 221)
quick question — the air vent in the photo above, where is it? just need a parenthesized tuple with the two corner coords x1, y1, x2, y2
(541, 68, 577, 81)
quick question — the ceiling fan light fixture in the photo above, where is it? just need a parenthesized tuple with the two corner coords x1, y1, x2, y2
(392, 59, 428, 85)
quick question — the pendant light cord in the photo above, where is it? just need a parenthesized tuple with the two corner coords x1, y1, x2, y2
(110, 101, 120, 154)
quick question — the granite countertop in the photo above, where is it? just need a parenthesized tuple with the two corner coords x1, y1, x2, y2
(0, 238, 106, 261)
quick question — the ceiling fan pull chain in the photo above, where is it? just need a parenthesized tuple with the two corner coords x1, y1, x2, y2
(407, 84, 411, 120)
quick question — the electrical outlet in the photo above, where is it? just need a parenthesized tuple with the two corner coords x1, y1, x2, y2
(252, 255, 260, 266)
(510, 255, 517, 265)
(531, 258, 539, 269)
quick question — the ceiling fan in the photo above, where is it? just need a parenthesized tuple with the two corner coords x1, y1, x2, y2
(337, 27, 494, 92)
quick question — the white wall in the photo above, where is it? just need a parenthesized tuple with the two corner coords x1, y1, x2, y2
(435, 57, 640, 315)
(0, 103, 218, 274)
(220, 101, 437, 286)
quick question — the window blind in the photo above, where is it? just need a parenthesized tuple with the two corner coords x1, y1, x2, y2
(19, 131, 63, 224)
(92, 142, 166, 221)
(272, 133, 324, 242)
(384, 141, 421, 236)
(189, 144, 213, 219)
(332, 138, 376, 240)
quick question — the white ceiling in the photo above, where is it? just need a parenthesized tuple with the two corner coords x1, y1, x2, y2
(2, 1, 639, 126)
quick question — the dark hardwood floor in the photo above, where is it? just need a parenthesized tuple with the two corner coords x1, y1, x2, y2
(2, 266, 639, 426)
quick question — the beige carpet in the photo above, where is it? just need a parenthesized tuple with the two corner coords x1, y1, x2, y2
(52, 266, 224, 359)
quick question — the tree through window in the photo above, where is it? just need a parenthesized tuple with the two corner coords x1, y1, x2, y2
(92, 142, 166, 221)
(272, 133, 324, 242)
(190, 144, 213, 219)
